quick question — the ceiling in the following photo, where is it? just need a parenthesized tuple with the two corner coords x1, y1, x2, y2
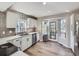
(1, 2, 79, 17)
(0, 2, 14, 11)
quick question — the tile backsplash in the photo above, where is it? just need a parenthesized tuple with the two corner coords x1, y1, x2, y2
(0, 28, 16, 38)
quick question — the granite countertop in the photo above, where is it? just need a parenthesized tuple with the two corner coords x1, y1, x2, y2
(28, 32, 38, 34)
(17, 32, 38, 36)
(0, 35, 22, 45)
(0, 32, 38, 45)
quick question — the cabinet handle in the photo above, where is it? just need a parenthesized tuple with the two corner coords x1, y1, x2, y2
(16, 40, 19, 41)
(20, 41, 22, 45)
(65, 33, 66, 38)
(27, 38, 29, 41)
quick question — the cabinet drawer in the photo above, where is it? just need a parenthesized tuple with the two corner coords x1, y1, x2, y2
(8, 38, 21, 47)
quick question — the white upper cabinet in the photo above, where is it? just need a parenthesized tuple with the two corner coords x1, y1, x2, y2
(6, 11, 19, 28)
(6, 11, 37, 28)
(26, 18, 37, 28)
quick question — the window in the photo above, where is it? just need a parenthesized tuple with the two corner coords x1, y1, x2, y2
(61, 18, 66, 32)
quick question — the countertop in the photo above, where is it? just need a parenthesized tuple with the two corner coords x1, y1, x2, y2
(0, 32, 38, 45)
(0, 35, 22, 45)
(28, 32, 38, 34)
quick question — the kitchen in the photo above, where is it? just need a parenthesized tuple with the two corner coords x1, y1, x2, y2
(0, 3, 40, 56)
(0, 2, 79, 56)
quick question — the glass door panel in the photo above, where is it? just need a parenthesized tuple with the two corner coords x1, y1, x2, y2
(49, 22, 56, 39)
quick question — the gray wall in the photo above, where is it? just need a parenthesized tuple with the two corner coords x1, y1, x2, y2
(0, 12, 15, 38)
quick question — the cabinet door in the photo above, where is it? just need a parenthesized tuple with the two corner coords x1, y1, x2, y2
(6, 11, 18, 28)
(30, 19, 37, 28)
(21, 36, 28, 51)
(13, 39, 21, 47)
(8, 38, 21, 47)
(27, 18, 37, 28)
(33, 19, 37, 27)
(27, 36, 32, 48)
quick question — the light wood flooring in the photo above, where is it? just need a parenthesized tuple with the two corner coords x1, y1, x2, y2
(24, 41, 74, 56)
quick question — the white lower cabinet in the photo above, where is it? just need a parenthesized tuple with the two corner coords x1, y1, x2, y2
(27, 35, 32, 48)
(21, 36, 28, 51)
(8, 35, 32, 51)
(8, 38, 21, 48)
(21, 35, 32, 51)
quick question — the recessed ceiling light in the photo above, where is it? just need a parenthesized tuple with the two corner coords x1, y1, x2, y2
(65, 10, 70, 12)
(43, 2, 47, 5)
(48, 11, 51, 12)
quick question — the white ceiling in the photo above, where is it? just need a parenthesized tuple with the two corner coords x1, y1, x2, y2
(1, 2, 79, 17)
(0, 2, 14, 11)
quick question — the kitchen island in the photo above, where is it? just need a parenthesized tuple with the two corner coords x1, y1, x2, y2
(0, 35, 22, 45)
(0, 32, 38, 56)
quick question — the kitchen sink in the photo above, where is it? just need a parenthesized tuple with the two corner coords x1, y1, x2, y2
(17, 32, 28, 36)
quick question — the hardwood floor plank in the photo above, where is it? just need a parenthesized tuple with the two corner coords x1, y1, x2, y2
(24, 41, 74, 56)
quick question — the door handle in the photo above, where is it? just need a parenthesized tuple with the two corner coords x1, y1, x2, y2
(27, 38, 29, 41)
(16, 40, 19, 41)
(65, 33, 66, 38)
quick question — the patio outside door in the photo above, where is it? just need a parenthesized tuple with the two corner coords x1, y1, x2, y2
(49, 22, 56, 39)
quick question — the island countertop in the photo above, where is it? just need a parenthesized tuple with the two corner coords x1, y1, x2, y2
(0, 35, 22, 45)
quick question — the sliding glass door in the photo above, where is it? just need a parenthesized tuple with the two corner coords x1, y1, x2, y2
(49, 22, 56, 39)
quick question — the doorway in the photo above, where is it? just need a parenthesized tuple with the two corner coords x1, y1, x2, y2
(49, 21, 56, 39)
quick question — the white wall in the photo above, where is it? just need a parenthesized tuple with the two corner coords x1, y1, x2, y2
(70, 14, 75, 51)
(55, 14, 76, 51)
(56, 16, 71, 48)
